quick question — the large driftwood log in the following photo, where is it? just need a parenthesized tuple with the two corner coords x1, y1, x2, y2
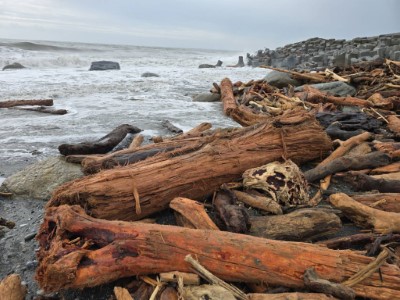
(49, 111, 332, 221)
(344, 173, 400, 193)
(0, 99, 53, 108)
(58, 124, 142, 156)
(249, 208, 341, 241)
(304, 151, 391, 182)
(36, 205, 400, 299)
(351, 193, 400, 213)
(329, 193, 400, 233)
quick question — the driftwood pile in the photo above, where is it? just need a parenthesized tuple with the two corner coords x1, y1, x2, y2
(0, 99, 67, 115)
(3, 59, 399, 299)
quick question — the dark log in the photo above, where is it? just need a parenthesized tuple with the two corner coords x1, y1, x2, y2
(351, 193, 400, 213)
(49, 110, 332, 221)
(0, 99, 53, 108)
(325, 123, 364, 140)
(213, 187, 250, 233)
(316, 112, 382, 132)
(344, 173, 400, 193)
(36, 205, 400, 299)
(304, 268, 355, 300)
(249, 208, 341, 241)
(161, 120, 183, 134)
(317, 233, 380, 250)
(11, 106, 67, 115)
(304, 152, 391, 182)
(58, 124, 142, 156)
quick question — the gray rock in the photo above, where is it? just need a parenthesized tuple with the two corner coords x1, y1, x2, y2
(192, 93, 220, 102)
(0, 157, 84, 200)
(264, 70, 301, 88)
(2, 62, 25, 71)
(295, 81, 356, 97)
(141, 72, 159, 77)
(89, 61, 120, 71)
(198, 64, 215, 69)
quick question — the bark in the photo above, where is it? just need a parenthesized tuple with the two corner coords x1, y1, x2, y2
(0, 274, 27, 300)
(0, 99, 53, 108)
(58, 124, 142, 156)
(49, 111, 332, 221)
(249, 208, 341, 241)
(351, 193, 400, 213)
(345, 173, 400, 193)
(304, 151, 391, 182)
(329, 193, 400, 233)
(169, 197, 219, 230)
(36, 205, 400, 299)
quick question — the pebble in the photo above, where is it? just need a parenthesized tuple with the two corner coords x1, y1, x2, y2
(24, 232, 37, 241)
(26, 260, 38, 270)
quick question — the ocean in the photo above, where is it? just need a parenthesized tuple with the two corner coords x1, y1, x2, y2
(0, 39, 267, 172)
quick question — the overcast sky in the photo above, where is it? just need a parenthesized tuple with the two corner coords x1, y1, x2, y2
(0, 0, 398, 51)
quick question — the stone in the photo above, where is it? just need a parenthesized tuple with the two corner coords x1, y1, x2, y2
(198, 64, 215, 69)
(295, 81, 356, 97)
(264, 70, 301, 88)
(2, 62, 25, 71)
(0, 157, 84, 200)
(192, 93, 220, 102)
(89, 61, 120, 71)
(141, 72, 159, 77)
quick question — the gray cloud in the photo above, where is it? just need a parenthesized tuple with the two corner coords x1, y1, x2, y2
(0, 0, 398, 51)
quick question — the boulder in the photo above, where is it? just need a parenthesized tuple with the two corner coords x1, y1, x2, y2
(295, 81, 357, 97)
(2, 62, 25, 71)
(141, 72, 160, 77)
(264, 70, 301, 88)
(89, 61, 120, 71)
(199, 60, 223, 69)
(0, 157, 84, 200)
(192, 93, 220, 102)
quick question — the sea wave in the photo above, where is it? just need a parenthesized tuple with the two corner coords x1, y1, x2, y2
(0, 41, 82, 52)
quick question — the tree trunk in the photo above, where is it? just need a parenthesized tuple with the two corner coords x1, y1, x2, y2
(48, 111, 332, 221)
(58, 124, 142, 156)
(249, 208, 342, 241)
(0, 99, 53, 108)
(36, 205, 400, 299)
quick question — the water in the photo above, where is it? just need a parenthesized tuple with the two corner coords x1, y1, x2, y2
(0, 39, 267, 170)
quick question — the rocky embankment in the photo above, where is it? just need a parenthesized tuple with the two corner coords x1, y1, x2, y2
(248, 32, 400, 69)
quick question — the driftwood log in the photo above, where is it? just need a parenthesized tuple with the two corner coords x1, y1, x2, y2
(36, 205, 400, 299)
(351, 193, 400, 213)
(344, 173, 400, 193)
(329, 193, 400, 233)
(58, 124, 142, 156)
(304, 151, 391, 182)
(48, 111, 332, 221)
(249, 208, 341, 241)
(0, 99, 53, 108)
(11, 106, 67, 115)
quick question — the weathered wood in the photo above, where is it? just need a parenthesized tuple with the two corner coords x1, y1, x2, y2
(351, 193, 400, 213)
(58, 124, 142, 156)
(387, 115, 400, 134)
(36, 205, 400, 299)
(0, 99, 53, 108)
(317, 233, 380, 250)
(329, 193, 400, 233)
(259, 65, 327, 83)
(345, 173, 400, 193)
(249, 208, 341, 241)
(371, 161, 400, 174)
(161, 120, 183, 134)
(49, 111, 332, 221)
(304, 268, 355, 300)
(11, 106, 67, 115)
(221, 77, 270, 126)
(114, 286, 133, 300)
(0, 274, 27, 300)
(297, 86, 372, 107)
(248, 293, 338, 300)
(233, 189, 283, 215)
(304, 151, 391, 182)
(159, 271, 200, 285)
(169, 197, 219, 230)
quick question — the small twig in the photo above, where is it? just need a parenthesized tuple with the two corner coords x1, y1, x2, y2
(184, 254, 249, 300)
(370, 107, 389, 124)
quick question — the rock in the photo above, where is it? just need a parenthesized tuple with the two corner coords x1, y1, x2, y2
(0, 157, 84, 200)
(2, 62, 25, 71)
(89, 61, 120, 71)
(199, 60, 223, 68)
(264, 70, 301, 88)
(141, 72, 159, 77)
(192, 93, 220, 102)
(295, 81, 357, 97)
